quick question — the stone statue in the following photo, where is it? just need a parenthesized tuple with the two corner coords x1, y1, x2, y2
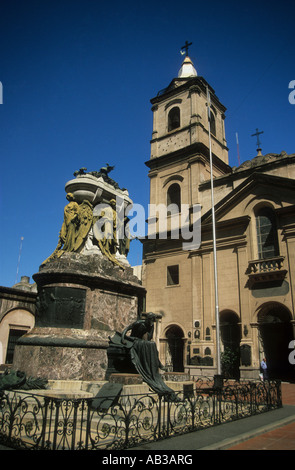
(109, 314, 178, 399)
(98, 199, 118, 256)
(88, 164, 120, 189)
(92, 199, 125, 268)
(118, 216, 131, 257)
(42, 165, 131, 269)
(74, 198, 94, 250)
(42, 194, 93, 265)
(59, 192, 80, 252)
(73, 167, 87, 177)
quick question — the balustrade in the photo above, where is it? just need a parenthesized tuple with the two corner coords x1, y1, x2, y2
(247, 256, 287, 284)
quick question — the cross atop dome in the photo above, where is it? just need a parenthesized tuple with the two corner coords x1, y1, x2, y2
(180, 40, 192, 57)
(178, 41, 197, 78)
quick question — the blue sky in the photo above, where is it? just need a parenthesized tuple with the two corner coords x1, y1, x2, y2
(0, 0, 294, 287)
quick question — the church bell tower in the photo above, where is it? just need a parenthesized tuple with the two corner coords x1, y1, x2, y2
(147, 49, 230, 211)
(142, 46, 231, 372)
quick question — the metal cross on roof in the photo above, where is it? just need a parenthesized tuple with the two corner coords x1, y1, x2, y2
(251, 128, 264, 149)
(181, 41, 192, 57)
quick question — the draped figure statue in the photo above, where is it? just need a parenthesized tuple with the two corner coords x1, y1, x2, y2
(42, 193, 93, 265)
(109, 313, 178, 399)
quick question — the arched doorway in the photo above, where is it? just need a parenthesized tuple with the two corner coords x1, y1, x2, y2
(258, 304, 294, 381)
(220, 311, 241, 379)
(165, 325, 184, 372)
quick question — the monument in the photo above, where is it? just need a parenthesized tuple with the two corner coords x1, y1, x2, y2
(107, 313, 178, 400)
(12, 165, 146, 382)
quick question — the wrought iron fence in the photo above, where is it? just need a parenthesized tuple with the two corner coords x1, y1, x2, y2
(0, 378, 282, 450)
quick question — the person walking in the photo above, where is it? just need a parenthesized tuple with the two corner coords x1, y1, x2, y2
(260, 357, 269, 381)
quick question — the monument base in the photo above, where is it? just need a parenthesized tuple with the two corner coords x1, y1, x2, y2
(13, 253, 145, 382)
(109, 373, 143, 385)
(13, 329, 109, 381)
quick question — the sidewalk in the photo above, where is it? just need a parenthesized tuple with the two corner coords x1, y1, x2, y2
(227, 382, 295, 450)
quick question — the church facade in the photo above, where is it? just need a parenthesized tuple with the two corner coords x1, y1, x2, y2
(141, 55, 295, 381)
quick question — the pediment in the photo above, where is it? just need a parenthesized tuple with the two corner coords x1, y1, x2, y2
(201, 172, 295, 225)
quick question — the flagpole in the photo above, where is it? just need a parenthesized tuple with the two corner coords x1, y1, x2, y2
(236, 132, 241, 166)
(15, 236, 24, 284)
(206, 86, 221, 377)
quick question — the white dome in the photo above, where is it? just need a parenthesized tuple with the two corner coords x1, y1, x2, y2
(178, 56, 197, 78)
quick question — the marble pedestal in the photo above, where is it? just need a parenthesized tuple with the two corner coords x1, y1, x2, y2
(13, 253, 145, 381)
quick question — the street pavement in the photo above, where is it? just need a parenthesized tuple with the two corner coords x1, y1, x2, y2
(227, 382, 295, 450)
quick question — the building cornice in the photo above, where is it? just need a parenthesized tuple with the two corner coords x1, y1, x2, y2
(150, 76, 227, 114)
(199, 153, 295, 191)
(0, 286, 37, 301)
(201, 172, 295, 224)
(145, 142, 231, 175)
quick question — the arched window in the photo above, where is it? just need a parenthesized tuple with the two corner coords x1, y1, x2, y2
(256, 208, 279, 259)
(167, 183, 181, 210)
(210, 109, 216, 136)
(168, 107, 180, 131)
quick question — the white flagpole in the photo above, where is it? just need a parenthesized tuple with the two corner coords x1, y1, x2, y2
(15, 236, 24, 284)
(206, 86, 221, 376)
(236, 132, 241, 166)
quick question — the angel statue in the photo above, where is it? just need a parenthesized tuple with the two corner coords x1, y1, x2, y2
(92, 198, 125, 268)
(42, 193, 93, 265)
